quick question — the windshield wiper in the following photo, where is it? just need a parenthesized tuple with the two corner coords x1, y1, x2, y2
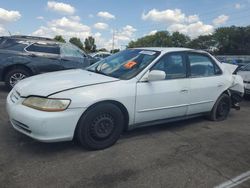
(94, 65, 109, 76)
(86, 65, 109, 76)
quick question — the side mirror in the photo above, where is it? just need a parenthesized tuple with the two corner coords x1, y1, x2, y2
(147, 70, 166, 81)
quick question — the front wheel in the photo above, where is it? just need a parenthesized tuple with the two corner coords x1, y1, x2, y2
(4, 68, 30, 90)
(76, 103, 124, 150)
(208, 94, 231, 121)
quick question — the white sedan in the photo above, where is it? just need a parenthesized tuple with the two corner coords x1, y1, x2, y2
(237, 64, 250, 95)
(6, 48, 244, 150)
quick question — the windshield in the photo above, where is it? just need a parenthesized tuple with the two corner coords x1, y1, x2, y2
(60, 43, 87, 57)
(87, 49, 160, 79)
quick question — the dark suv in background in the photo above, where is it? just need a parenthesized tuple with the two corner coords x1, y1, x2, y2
(0, 35, 98, 89)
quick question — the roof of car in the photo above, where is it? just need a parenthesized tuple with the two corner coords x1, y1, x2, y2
(134, 47, 205, 53)
(10, 35, 55, 41)
(0, 35, 61, 44)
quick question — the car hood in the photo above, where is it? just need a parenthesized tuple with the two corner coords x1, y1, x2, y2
(237, 71, 250, 81)
(14, 69, 119, 97)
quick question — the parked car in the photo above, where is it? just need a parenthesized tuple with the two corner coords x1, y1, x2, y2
(89, 51, 111, 61)
(0, 35, 98, 89)
(6, 48, 244, 150)
(237, 64, 250, 95)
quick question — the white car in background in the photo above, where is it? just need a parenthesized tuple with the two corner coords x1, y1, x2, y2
(6, 48, 244, 150)
(89, 51, 111, 60)
(237, 64, 250, 95)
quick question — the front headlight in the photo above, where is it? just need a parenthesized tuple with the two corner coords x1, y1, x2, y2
(22, 97, 71, 112)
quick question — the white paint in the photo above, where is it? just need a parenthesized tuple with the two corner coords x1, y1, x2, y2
(6, 48, 245, 143)
(215, 170, 250, 188)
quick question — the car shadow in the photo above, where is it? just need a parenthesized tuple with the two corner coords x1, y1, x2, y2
(16, 137, 88, 154)
(244, 95, 250, 100)
(16, 116, 205, 155)
(0, 83, 8, 93)
(122, 116, 204, 139)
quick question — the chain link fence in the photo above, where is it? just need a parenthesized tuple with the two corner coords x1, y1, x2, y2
(216, 55, 250, 66)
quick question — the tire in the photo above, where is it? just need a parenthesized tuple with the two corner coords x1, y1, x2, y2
(4, 68, 30, 90)
(208, 94, 231, 121)
(76, 103, 125, 150)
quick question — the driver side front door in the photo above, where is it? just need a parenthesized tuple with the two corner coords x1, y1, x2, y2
(135, 52, 189, 125)
(60, 44, 90, 69)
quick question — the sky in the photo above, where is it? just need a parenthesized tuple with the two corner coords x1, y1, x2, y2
(0, 0, 249, 50)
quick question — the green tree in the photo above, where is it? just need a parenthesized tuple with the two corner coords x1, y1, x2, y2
(69, 37, 84, 50)
(84, 36, 96, 53)
(170, 32, 190, 47)
(128, 26, 250, 55)
(54, 35, 66, 43)
(128, 31, 186, 48)
(188, 35, 217, 52)
(214, 26, 250, 55)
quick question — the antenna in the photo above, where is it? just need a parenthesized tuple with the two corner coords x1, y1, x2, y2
(112, 29, 115, 52)
(8, 30, 12, 36)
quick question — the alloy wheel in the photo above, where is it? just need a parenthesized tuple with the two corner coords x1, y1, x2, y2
(9, 73, 27, 87)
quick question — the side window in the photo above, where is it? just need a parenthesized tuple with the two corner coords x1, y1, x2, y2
(26, 43, 60, 54)
(188, 53, 221, 77)
(60, 44, 83, 58)
(0, 39, 27, 51)
(152, 53, 187, 79)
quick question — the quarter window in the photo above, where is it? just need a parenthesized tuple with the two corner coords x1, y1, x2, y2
(152, 53, 187, 79)
(60, 44, 84, 58)
(26, 43, 60, 54)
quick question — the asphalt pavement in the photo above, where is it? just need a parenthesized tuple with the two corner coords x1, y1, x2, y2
(0, 83, 250, 188)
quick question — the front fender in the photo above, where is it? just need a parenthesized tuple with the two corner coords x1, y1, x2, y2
(50, 81, 137, 125)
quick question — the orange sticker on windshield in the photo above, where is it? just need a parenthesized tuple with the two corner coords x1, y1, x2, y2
(124, 61, 137, 69)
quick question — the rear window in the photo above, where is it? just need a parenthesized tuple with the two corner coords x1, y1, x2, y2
(242, 64, 250, 71)
(0, 38, 27, 51)
(26, 43, 60, 54)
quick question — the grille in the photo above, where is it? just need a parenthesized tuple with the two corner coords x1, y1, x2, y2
(12, 119, 31, 134)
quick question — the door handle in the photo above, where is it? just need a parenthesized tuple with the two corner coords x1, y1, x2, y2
(28, 53, 37, 57)
(61, 58, 69, 61)
(180, 89, 188, 93)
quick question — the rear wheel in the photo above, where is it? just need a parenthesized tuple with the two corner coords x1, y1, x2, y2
(76, 103, 124, 150)
(208, 94, 231, 121)
(4, 68, 30, 90)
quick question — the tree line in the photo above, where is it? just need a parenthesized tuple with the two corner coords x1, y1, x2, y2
(54, 35, 97, 53)
(128, 26, 250, 55)
(54, 26, 250, 55)
(54, 35, 120, 54)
